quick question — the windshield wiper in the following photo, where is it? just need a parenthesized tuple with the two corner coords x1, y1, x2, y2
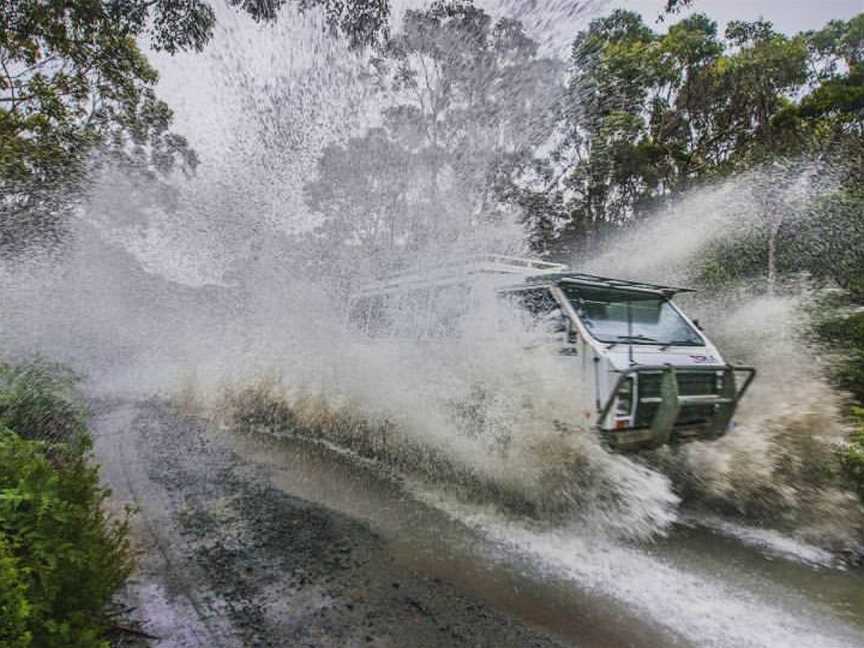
(607, 334, 658, 349)
(659, 339, 700, 350)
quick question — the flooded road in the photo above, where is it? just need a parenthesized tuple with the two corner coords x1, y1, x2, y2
(226, 426, 864, 648)
(82, 395, 864, 648)
(92, 400, 574, 647)
(227, 429, 688, 648)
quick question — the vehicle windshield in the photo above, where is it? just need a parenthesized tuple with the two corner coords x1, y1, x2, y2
(561, 284, 704, 346)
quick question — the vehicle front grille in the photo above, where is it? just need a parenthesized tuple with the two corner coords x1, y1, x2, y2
(634, 371, 719, 428)
(638, 371, 718, 398)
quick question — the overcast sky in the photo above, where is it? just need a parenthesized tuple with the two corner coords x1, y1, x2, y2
(608, 0, 863, 34)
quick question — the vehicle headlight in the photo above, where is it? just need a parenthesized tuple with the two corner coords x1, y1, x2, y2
(615, 378, 634, 417)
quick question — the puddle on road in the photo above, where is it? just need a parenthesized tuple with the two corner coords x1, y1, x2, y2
(222, 428, 864, 648)
(223, 429, 691, 648)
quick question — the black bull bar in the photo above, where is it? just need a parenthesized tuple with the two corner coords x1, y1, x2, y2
(597, 364, 757, 451)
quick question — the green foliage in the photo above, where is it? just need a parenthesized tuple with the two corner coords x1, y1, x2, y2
(800, 64, 864, 119)
(839, 408, 864, 500)
(229, 0, 389, 47)
(0, 0, 390, 254)
(552, 11, 827, 252)
(298, 4, 863, 265)
(818, 310, 864, 348)
(813, 308, 864, 504)
(794, 190, 864, 298)
(0, 537, 31, 648)
(0, 1, 199, 252)
(817, 311, 864, 403)
(510, 9, 862, 258)
(0, 361, 134, 647)
(0, 360, 89, 445)
(0, 429, 133, 648)
(664, 0, 695, 14)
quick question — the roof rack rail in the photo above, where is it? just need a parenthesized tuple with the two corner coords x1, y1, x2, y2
(352, 257, 694, 298)
(354, 255, 568, 297)
(532, 272, 696, 296)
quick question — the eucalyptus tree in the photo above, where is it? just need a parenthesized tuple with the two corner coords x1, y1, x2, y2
(304, 0, 563, 264)
(304, 128, 415, 254)
(379, 0, 562, 223)
(544, 11, 820, 254)
(0, 0, 390, 254)
(795, 15, 864, 296)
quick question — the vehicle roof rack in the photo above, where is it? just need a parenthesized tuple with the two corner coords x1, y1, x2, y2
(352, 257, 695, 299)
(529, 272, 696, 296)
(354, 255, 568, 297)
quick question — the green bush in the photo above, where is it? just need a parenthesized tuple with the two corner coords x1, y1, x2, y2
(0, 360, 89, 445)
(0, 536, 31, 648)
(816, 311, 864, 399)
(839, 408, 864, 499)
(816, 311, 864, 501)
(0, 428, 133, 648)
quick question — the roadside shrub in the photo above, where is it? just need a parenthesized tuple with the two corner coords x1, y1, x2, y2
(816, 310, 864, 402)
(839, 408, 864, 500)
(219, 377, 298, 433)
(816, 311, 864, 502)
(0, 428, 133, 648)
(0, 359, 89, 445)
(0, 536, 31, 648)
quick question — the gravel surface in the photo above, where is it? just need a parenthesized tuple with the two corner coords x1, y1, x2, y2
(91, 400, 573, 648)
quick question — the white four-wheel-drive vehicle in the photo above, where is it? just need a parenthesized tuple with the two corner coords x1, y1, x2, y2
(349, 255, 755, 452)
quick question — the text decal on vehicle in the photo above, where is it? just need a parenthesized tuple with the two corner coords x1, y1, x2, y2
(689, 355, 717, 363)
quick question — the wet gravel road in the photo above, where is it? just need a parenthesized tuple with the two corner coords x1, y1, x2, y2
(92, 399, 572, 648)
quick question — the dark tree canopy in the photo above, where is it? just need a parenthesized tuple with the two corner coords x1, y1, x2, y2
(229, 0, 390, 48)
(544, 10, 864, 255)
(0, 0, 391, 253)
(1, 1, 204, 252)
(664, 0, 696, 15)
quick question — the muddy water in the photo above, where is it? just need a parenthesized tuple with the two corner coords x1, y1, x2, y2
(224, 430, 687, 648)
(650, 524, 864, 620)
(223, 429, 864, 648)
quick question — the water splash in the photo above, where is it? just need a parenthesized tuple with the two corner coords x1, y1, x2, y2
(0, 0, 860, 552)
(417, 495, 864, 648)
(579, 165, 863, 552)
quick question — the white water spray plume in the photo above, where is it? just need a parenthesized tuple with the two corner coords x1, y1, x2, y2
(2, 3, 864, 646)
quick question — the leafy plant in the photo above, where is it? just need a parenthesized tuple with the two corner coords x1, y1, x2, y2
(0, 359, 90, 445)
(816, 311, 864, 402)
(1, 0, 390, 253)
(0, 536, 31, 648)
(0, 429, 133, 648)
(839, 408, 864, 500)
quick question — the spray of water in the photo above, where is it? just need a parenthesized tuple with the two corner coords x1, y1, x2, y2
(582, 163, 863, 552)
(0, 0, 860, 552)
(4, 5, 864, 648)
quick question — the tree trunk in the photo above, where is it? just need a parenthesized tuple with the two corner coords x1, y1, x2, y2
(767, 223, 778, 295)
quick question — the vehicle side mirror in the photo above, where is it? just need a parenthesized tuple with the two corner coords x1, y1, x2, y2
(693, 319, 703, 331)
